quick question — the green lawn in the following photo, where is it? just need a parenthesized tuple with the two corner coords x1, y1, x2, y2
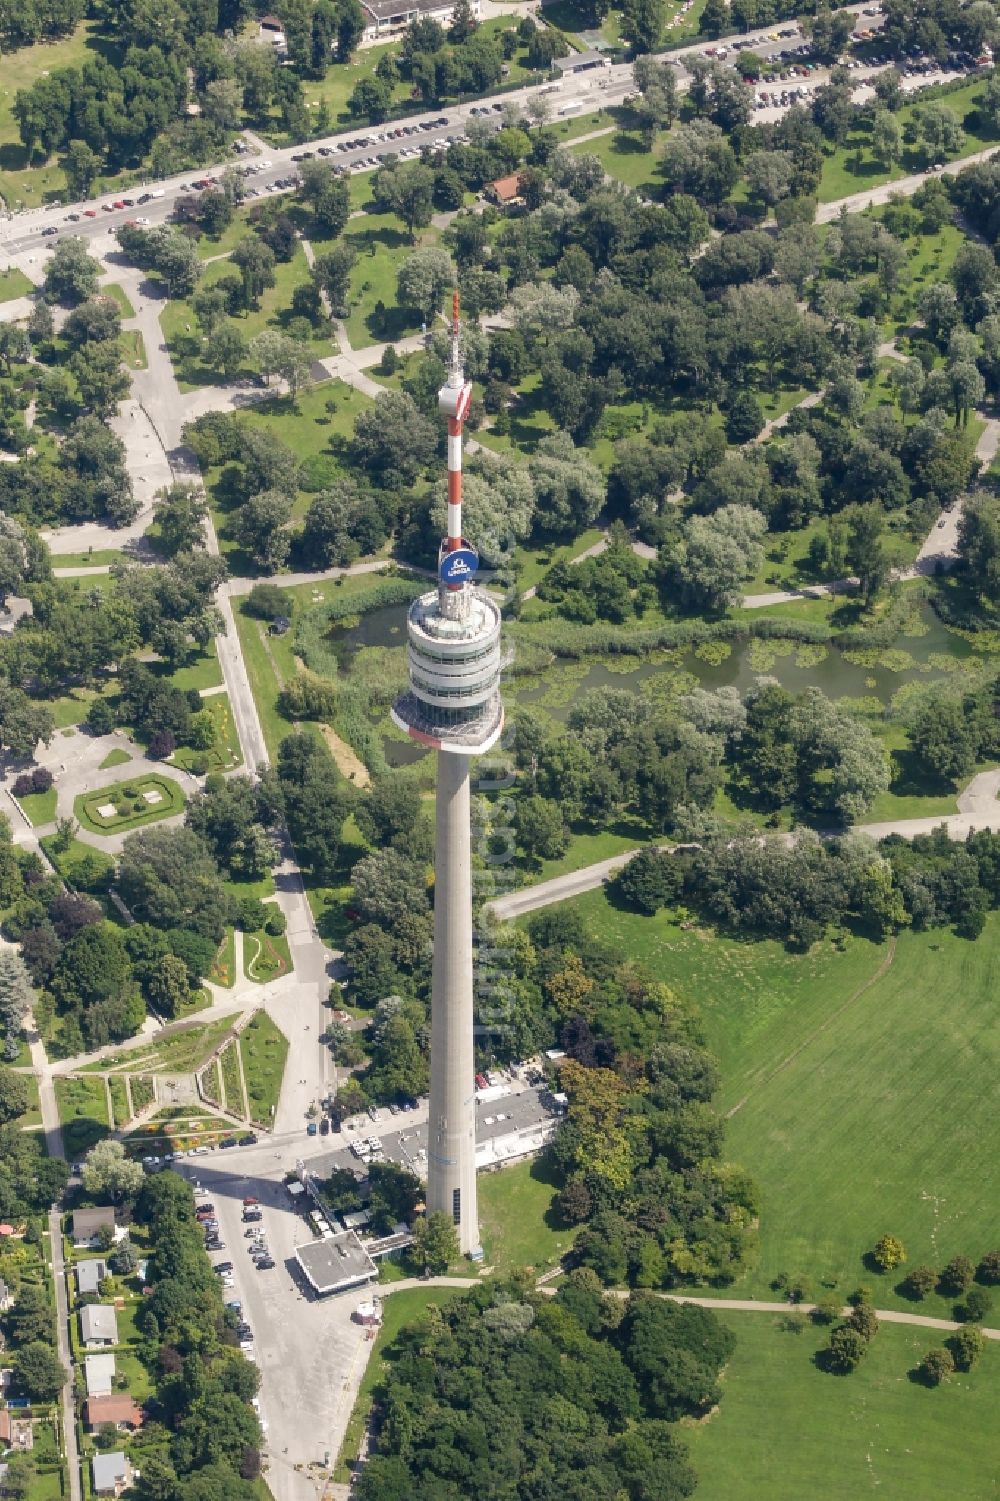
(87, 1017, 234, 1076)
(74, 773, 185, 834)
(0, 20, 120, 209)
(108, 1074, 130, 1129)
(0, 266, 33, 301)
(564, 890, 1000, 1312)
(50, 548, 123, 570)
(171, 693, 243, 773)
(220, 1039, 247, 1116)
(687, 1312, 1000, 1501)
(238, 1010, 289, 1127)
(160, 241, 334, 391)
(39, 834, 115, 888)
(817, 78, 996, 203)
(479, 1157, 579, 1274)
(100, 282, 135, 317)
(161, 645, 223, 694)
(341, 209, 440, 349)
(12, 1069, 42, 1128)
(54, 1075, 110, 1158)
(242, 926, 292, 981)
(516, 527, 605, 595)
(333, 1286, 465, 1483)
(98, 747, 131, 770)
(569, 125, 663, 194)
(18, 785, 57, 826)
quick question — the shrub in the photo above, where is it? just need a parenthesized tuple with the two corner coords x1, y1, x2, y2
(12, 775, 33, 798)
(244, 583, 290, 620)
(977, 1249, 1000, 1285)
(826, 1325, 866, 1374)
(87, 700, 117, 735)
(916, 1347, 954, 1386)
(264, 908, 286, 937)
(957, 1286, 992, 1323)
(939, 1255, 975, 1296)
(811, 1293, 842, 1325)
(872, 1235, 906, 1272)
(148, 731, 176, 760)
(31, 767, 53, 793)
(849, 1303, 879, 1341)
(900, 1265, 936, 1300)
(949, 1325, 984, 1371)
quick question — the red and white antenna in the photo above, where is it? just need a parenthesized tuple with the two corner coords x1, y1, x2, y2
(438, 289, 472, 556)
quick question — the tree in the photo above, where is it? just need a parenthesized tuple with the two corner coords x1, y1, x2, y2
(917, 103, 963, 164)
(901, 1264, 937, 1300)
(958, 1286, 993, 1323)
(210, 324, 247, 382)
(62, 138, 100, 198)
(202, 77, 243, 130)
(666, 505, 767, 613)
(950, 1324, 984, 1371)
(312, 241, 356, 314)
(825, 1324, 866, 1374)
(232, 236, 276, 310)
(351, 391, 436, 489)
(872, 110, 903, 168)
(939, 1254, 974, 1295)
(235, 491, 292, 571)
(872, 1234, 906, 1272)
(845, 502, 889, 604)
(157, 484, 208, 556)
(0, 951, 34, 1062)
(118, 827, 228, 940)
(909, 691, 980, 785)
(621, 0, 666, 52)
(612, 848, 680, 914)
(514, 795, 569, 864)
(849, 1303, 879, 1341)
(42, 237, 100, 305)
(410, 1211, 459, 1273)
(82, 1139, 145, 1201)
(0, 1067, 29, 1124)
(725, 391, 764, 444)
(660, 120, 738, 204)
(916, 1347, 954, 1386)
(14, 1341, 66, 1402)
(301, 163, 350, 238)
(396, 247, 456, 323)
(375, 161, 435, 240)
(977, 1249, 1000, 1285)
(349, 75, 392, 122)
(146, 953, 193, 1019)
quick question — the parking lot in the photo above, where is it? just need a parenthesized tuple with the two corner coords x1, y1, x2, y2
(177, 1158, 371, 1501)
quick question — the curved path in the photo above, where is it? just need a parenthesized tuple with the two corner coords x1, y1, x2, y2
(380, 1275, 1000, 1341)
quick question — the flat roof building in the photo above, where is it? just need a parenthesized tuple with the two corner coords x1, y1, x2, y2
(553, 47, 611, 73)
(361, 0, 480, 40)
(295, 1232, 376, 1296)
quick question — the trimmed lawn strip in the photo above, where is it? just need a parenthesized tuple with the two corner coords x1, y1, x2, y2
(238, 1011, 289, 1127)
(219, 1039, 247, 1117)
(54, 1075, 110, 1158)
(209, 928, 236, 988)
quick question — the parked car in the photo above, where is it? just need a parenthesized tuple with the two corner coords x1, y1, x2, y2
(256, 1258, 275, 1270)
(242, 1196, 259, 1207)
(307, 1121, 318, 1136)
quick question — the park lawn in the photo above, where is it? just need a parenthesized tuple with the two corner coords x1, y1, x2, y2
(160, 242, 334, 390)
(333, 1286, 465, 1483)
(74, 773, 185, 834)
(686, 1313, 1000, 1501)
(342, 209, 440, 348)
(171, 693, 243, 773)
(478, 1157, 580, 1273)
(0, 20, 119, 209)
(568, 125, 662, 193)
(160, 642, 223, 694)
(300, 40, 413, 128)
(523, 826, 643, 886)
(54, 1075, 110, 1158)
(516, 527, 605, 595)
(0, 266, 33, 301)
(238, 1010, 289, 1127)
(566, 888, 1000, 1312)
(18, 786, 57, 826)
(100, 282, 135, 317)
(233, 609, 296, 760)
(863, 721, 962, 823)
(817, 78, 995, 202)
(194, 212, 254, 261)
(122, 328, 147, 369)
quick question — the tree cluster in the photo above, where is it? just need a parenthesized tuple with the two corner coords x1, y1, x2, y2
(357, 1274, 734, 1501)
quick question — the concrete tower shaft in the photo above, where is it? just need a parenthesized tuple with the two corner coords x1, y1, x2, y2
(390, 291, 502, 1257)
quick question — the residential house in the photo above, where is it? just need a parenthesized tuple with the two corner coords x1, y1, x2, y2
(91, 1451, 132, 1497)
(485, 173, 526, 209)
(0, 1279, 11, 1312)
(83, 1394, 143, 1433)
(80, 1305, 118, 1348)
(76, 1260, 107, 1298)
(0, 1410, 9, 1449)
(84, 1355, 116, 1396)
(71, 1208, 116, 1248)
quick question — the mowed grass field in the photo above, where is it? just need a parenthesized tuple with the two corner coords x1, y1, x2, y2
(686, 1313, 1000, 1501)
(563, 891, 1000, 1309)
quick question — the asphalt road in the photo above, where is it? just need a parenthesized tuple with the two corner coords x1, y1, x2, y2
(0, 0, 892, 261)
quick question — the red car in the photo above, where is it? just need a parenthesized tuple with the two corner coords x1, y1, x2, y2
(242, 1196, 259, 1207)
(112, 199, 125, 209)
(83, 208, 98, 217)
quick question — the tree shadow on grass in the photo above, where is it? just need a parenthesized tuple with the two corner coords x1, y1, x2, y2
(888, 746, 957, 802)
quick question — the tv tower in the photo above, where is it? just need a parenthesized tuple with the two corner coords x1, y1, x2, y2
(391, 292, 503, 1257)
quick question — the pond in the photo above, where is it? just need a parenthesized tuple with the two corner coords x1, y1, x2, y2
(329, 598, 989, 739)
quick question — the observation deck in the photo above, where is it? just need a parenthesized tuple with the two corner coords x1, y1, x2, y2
(391, 585, 504, 755)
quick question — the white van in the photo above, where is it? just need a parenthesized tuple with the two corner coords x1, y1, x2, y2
(558, 100, 583, 116)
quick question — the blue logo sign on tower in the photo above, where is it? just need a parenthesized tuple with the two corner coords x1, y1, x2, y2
(440, 547, 479, 583)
